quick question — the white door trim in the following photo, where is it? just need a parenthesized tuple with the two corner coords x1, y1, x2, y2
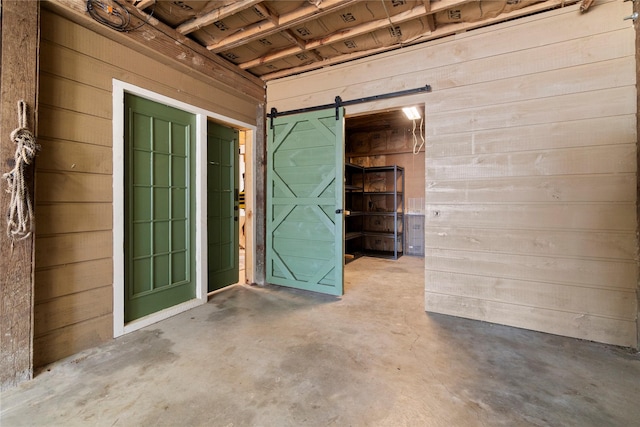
(112, 80, 256, 337)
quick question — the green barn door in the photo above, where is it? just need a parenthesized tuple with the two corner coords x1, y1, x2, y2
(267, 108, 344, 296)
(124, 94, 196, 322)
(207, 121, 239, 292)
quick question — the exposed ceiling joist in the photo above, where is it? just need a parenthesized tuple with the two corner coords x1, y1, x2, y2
(239, 2, 434, 70)
(260, 0, 579, 81)
(175, 0, 263, 35)
(74, 0, 584, 81)
(207, 0, 360, 53)
(253, 2, 277, 25)
(132, 0, 154, 10)
(236, 0, 482, 71)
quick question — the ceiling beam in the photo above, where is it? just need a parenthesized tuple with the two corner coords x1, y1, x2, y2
(254, 2, 277, 25)
(239, 0, 476, 71)
(131, 0, 155, 10)
(281, 30, 306, 51)
(207, 0, 359, 53)
(281, 30, 324, 62)
(260, 0, 579, 81)
(426, 14, 436, 32)
(175, 0, 263, 35)
(240, 2, 435, 70)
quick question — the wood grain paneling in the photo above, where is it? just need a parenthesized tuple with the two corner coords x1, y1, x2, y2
(426, 203, 636, 231)
(427, 144, 636, 180)
(35, 231, 112, 269)
(33, 314, 113, 367)
(267, 0, 639, 347)
(425, 228, 637, 261)
(39, 72, 112, 118)
(428, 87, 635, 136)
(36, 203, 112, 235)
(425, 293, 637, 348)
(425, 248, 637, 291)
(36, 138, 112, 174)
(426, 54, 636, 113)
(36, 172, 112, 203)
(35, 286, 112, 336)
(38, 105, 112, 146)
(35, 259, 113, 302)
(428, 115, 637, 158)
(426, 174, 636, 204)
(426, 271, 637, 320)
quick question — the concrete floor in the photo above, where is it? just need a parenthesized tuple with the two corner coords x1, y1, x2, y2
(2, 255, 639, 426)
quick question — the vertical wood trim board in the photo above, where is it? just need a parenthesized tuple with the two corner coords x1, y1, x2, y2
(253, 103, 267, 285)
(0, 0, 40, 391)
(635, 0, 640, 348)
(33, 9, 260, 367)
(267, 0, 639, 348)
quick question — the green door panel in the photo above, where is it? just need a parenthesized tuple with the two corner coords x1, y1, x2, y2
(207, 121, 239, 292)
(266, 108, 344, 296)
(124, 94, 196, 322)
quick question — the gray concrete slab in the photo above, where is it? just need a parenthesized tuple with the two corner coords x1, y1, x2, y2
(2, 256, 639, 426)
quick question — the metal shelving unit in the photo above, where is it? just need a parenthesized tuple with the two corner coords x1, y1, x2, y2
(344, 163, 365, 262)
(344, 164, 404, 261)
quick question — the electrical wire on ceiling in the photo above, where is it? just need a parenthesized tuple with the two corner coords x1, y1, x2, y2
(86, 0, 156, 32)
(411, 117, 425, 155)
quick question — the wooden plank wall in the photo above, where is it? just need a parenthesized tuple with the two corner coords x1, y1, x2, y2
(34, 9, 259, 366)
(267, 0, 639, 347)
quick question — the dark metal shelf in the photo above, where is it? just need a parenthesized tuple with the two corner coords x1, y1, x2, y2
(344, 164, 404, 260)
(363, 250, 404, 260)
(363, 191, 403, 195)
(365, 211, 403, 216)
(345, 231, 364, 241)
(362, 231, 404, 238)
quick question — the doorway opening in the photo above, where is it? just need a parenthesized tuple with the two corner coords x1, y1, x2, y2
(206, 122, 252, 296)
(343, 106, 426, 287)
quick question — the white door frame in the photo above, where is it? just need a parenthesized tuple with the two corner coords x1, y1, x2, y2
(112, 80, 256, 337)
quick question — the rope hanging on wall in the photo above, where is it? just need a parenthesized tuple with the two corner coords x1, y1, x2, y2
(2, 100, 40, 242)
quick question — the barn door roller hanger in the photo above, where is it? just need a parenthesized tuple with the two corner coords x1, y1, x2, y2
(267, 84, 432, 129)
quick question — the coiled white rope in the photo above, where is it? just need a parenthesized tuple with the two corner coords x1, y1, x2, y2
(3, 100, 40, 242)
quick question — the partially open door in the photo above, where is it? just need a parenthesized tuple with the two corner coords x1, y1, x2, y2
(266, 108, 344, 296)
(207, 121, 239, 292)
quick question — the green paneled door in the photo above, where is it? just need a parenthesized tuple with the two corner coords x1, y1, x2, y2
(266, 108, 344, 296)
(124, 94, 196, 322)
(207, 121, 239, 292)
